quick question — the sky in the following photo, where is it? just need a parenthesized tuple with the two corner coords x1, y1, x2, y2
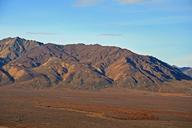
(0, 0, 192, 67)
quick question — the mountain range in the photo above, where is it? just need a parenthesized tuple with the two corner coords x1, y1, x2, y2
(0, 37, 191, 89)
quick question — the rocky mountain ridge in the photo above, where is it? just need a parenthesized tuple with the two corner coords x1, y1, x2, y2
(0, 37, 191, 89)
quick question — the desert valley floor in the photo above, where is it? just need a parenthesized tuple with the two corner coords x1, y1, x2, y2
(0, 86, 192, 128)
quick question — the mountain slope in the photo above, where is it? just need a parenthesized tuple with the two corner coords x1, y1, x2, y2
(0, 37, 191, 89)
(0, 37, 43, 65)
(180, 67, 192, 78)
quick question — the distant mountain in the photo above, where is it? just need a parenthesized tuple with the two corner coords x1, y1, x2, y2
(179, 67, 192, 78)
(0, 37, 191, 89)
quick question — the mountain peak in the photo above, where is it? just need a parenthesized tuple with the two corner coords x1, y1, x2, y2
(0, 37, 43, 65)
(14, 36, 22, 40)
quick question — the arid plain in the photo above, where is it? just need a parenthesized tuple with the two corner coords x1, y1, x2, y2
(0, 85, 192, 128)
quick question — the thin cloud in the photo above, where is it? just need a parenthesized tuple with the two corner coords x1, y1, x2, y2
(98, 34, 123, 37)
(106, 15, 192, 27)
(26, 32, 57, 35)
(74, 0, 150, 7)
(116, 0, 147, 4)
(74, 0, 101, 7)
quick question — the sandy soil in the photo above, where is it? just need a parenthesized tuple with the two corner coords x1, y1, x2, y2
(0, 86, 192, 128)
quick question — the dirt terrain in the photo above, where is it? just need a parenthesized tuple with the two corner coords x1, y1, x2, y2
(0, 86, 192, 128)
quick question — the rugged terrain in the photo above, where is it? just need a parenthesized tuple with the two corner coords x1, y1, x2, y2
(0, 37, 191, 89)
(180, 67, 192, 78)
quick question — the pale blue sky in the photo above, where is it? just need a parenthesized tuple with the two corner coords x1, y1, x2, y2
(0, 0, 192, 66)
